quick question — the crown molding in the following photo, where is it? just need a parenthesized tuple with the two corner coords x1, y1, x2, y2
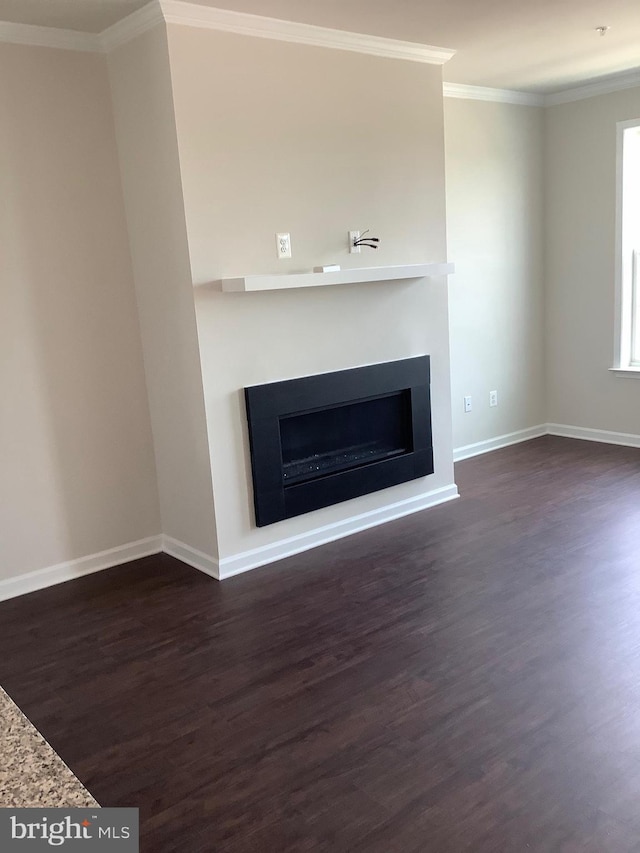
(0, 20, 100, 52)
(100, 1, 164, 52)
(158, 0, 455, 64)
(443, 71, 640, 106)
(443, 82, 544, 107)
(544, 69, 640, 106)
(1, 0, 638, 109)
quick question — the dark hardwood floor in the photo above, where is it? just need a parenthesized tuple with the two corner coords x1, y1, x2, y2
(2, 436, 640, 851)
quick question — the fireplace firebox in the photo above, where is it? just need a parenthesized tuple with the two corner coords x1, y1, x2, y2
(245, 356, 433, 526)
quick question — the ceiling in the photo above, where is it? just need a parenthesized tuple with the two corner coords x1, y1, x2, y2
(1, 0, 639, 94)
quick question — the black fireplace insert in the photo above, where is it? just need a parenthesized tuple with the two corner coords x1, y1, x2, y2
(245, 356, 433, 526)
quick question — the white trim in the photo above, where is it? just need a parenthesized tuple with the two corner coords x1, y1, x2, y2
(609, 367, 640, 378)
(0, 20, 100, 52)
(613, 119, 627, 368)
(99, 1, 165, 52)
(217, 484, 459, 579)
(442, 75, 640, 107)
(453, 423, 640, 461)
(159, 1, 455, 65)
(453, 425, 547, 462)
(161, 535, 220, 579)
(0, 536, 163, 603)
(1, 0, 637, 113)
(3, 419, 640, 601)
(546, 423, 640, 448)
(0, 0, 638, 110)
(632, 249, 640, 366)
(545, 70, 640, 106)
(443, 82, 544, 107)
(0, 490, 457, 599)
(613, 120, 640, 372)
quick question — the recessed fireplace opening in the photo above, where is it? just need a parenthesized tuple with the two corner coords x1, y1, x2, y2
(280, 390, 413, 485)
(245, 356, 433, 527)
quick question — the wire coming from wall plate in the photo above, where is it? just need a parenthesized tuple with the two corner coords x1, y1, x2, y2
(352, 229, 380, 249)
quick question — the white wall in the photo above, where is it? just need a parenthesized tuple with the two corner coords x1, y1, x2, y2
(108, 26, 218, 558)
(4, 20, 635, 595)
(444, 98, 546, 451)
(545, 87, 640, 434)
(0, 43, 161, 583)
(167, 26, 455, 560)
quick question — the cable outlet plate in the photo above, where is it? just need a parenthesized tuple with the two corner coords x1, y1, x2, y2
(464, 396, 472, 413)
(349, 230, 361, 254)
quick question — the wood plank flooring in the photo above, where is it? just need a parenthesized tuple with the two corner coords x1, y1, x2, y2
(1, 436, 640, 851)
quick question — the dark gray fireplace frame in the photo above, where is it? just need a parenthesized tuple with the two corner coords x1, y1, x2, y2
(244, 356, 433, 527)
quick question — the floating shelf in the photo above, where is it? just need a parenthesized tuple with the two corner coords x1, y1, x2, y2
(220, 263, 454, 293)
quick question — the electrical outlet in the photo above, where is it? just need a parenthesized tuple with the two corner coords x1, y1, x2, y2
(276, 232, 291, 259)
(489, 390, 498, 407)
(464, 396, 472, 413)
(349, 230, 361, 254)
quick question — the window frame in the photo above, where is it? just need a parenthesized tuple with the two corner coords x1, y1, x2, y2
(632, 250, 640, 366)
(612, 118, 640, 378)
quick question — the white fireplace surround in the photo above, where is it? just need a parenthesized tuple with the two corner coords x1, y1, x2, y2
(1, 3, 464, 601)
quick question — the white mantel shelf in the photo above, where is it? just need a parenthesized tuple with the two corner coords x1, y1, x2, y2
(220, 263, 454, 292)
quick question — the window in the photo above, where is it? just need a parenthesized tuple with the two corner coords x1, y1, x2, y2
(614, 120, 640, 374)
(632, 250, 639, 365)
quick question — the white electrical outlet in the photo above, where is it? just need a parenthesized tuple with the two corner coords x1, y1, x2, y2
(276, 232, 291, 259)
(489, 390, 498, 407)
(464, 396, 472, 413)
(349, 230, 361, 254)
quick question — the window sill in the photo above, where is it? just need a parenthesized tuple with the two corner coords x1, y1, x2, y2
(609, 367, 640, 379)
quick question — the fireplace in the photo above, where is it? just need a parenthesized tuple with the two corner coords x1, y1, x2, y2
(245, 356, 433, 526)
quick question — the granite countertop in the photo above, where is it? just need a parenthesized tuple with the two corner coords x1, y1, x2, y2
(0, 686, 99, 808)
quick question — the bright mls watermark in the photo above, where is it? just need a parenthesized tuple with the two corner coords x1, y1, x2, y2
(0, 809, 138, 851)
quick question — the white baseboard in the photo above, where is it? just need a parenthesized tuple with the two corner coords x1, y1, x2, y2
(3, 422, 636, 603)
(453, 425, 547, 462)
(0, 489, 458, 601)
(453, 422, 640, 462)
(161, 535, 220, 579)
(0, 535, 163, 603)
(546, 423, 640, 448)
(217, 484, 459, 579)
